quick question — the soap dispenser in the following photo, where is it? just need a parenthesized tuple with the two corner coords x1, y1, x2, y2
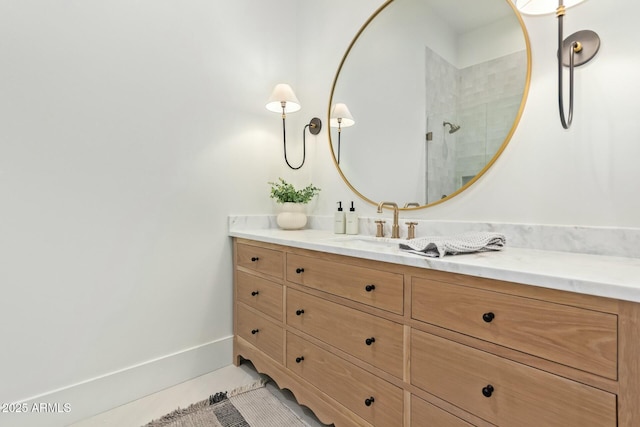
(345, 201, 358, 235)
(334, 202, 346, 234)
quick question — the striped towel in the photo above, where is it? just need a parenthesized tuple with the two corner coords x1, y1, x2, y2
(399, 232, 506, 258)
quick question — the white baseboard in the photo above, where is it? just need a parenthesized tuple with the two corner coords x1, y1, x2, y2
(3, 336, 233, 427)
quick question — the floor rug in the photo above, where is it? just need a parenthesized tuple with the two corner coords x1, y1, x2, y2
(143, 379, 310, 427)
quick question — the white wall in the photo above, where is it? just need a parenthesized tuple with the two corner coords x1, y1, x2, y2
(0, 0, 296, 424)
(458, 14, 525, 69)
(299, 0, 640, 228)
(2, 0, 639, 424)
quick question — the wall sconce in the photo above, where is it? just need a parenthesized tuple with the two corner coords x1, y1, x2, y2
(329, 103, 355, 164)
(266, 83, 322, 170)
(515, 0, 600, 129)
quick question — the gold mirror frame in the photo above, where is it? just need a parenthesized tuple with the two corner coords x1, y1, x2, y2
(328, 0, 532, 210)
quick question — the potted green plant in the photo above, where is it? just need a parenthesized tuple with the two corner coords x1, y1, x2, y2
(268, 178, 320, 229)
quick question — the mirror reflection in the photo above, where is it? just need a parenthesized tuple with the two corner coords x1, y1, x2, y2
(330, 0, 530, 208)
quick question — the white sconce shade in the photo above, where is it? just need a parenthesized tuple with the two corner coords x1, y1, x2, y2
(514, 0, 588, 15)
(330, 103, 354, 164)
(330, 103, 355, 128)
(265, 82, 321, 170)
(266, 83, 301, 113)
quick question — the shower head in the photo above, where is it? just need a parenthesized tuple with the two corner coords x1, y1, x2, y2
(443, 121, 461, 134)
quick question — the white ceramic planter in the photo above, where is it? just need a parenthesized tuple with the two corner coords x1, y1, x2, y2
(276, 202, 308, 230)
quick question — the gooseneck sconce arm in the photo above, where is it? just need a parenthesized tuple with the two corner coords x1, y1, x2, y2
(279, 106, 322, 170)
(516, 0, 600, 130)
(555, 4, 600, 129)
(330, 103, 355, 164)
(266, 83, 321, 170)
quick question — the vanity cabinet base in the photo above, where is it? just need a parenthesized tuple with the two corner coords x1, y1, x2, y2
(233, 238, 640, 427)
(234, 336, 372, 427)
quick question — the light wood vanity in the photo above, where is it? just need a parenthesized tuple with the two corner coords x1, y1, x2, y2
(233, 237, 640, 426)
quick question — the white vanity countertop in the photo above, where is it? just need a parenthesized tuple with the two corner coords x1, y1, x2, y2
(230, 228, 640, 303)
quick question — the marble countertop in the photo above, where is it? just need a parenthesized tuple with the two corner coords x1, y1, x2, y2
(230, 228, 640, 303)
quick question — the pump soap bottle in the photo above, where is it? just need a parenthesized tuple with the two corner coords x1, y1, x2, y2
(334, 202, 346, 234)
(346, 201, 359, 235)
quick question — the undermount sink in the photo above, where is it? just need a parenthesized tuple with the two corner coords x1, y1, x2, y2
(324, 235, 409, 250)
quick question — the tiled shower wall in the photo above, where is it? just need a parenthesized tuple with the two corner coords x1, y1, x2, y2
(425, 48, 459, 203)
(457, 51, 527, 183)
(425, 48, 527, 202)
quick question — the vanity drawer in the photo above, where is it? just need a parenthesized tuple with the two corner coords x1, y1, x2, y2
(236, 270, 283, 321)
(411, 395, 474, 427)
(286, 253, 404, 314)
(287, 332, 403, 427)
(236, 303, 283, 362)
(286, 288, 403, 378)
(236, 243, 284, 279)
(411, 329, 616, 427)
(411, 277, 617, 379)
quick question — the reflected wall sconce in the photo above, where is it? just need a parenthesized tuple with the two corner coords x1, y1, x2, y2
(515, 0, 600, 129)
(329, 103, 355, 164)
(266, 83, 322, 170)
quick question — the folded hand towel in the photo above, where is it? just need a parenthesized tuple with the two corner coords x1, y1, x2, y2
(399, 231, 506, 258)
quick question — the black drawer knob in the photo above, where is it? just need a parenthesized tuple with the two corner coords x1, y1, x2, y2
(296, 268, 305, 274)
(482, 312, 495, 323)
(251, 329, 259, 335)
(482, 385, 494, 397)
(295, 356, 304, 363)
(365, 284, 376, 292)
(364, 397, 375, 407)
(296, 309, 305, 316)
(251, 257, 259, 262)
(365, 337, 376, 346)
(251, 291, 259, 296)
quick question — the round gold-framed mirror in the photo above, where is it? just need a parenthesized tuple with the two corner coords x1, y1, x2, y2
(328, 0, 531, 209)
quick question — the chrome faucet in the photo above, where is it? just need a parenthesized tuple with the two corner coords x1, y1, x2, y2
(376, 201, 400, 238)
